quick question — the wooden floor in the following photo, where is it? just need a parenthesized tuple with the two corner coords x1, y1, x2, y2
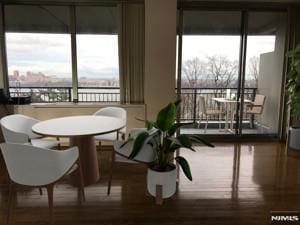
(1, 142, 300, 225)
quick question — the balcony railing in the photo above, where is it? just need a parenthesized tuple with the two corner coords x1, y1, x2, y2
(178, 87, 257, 122)
(9, 86, 257, 123)
(9, 87, 120, 103)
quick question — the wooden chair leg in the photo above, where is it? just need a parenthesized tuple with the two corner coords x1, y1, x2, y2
(7, 180, 14, 225)
(46, 185, 54, 225)
(39, 187, 43, 196)
(56, 137, 61, 150)
(77, 159, 85, 202)
(107, 150, 115, 195)
(205, 116, 208, 132)
(98, 141, 102, 178)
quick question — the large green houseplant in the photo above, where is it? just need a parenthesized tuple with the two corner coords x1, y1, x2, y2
(286, 43, 300, 149)
(125, 100, 214, 199)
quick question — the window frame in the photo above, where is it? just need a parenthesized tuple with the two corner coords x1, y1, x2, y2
(0, 2, 120, 103)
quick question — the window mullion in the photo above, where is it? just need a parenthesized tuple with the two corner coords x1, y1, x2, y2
(70, 5, 78, 103)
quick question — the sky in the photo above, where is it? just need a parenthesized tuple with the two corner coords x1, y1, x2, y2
(6, 33, 119, 79)
(6, 33, 275, 80)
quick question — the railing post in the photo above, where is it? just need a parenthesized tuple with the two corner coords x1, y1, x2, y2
(68, 88, 72, 102)
(193, 88, 197, 124)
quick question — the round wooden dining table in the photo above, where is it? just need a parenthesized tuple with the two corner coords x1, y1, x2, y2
(32, 115, 125, 186)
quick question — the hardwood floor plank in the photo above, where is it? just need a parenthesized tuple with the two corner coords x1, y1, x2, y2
(1, 142, 300, 225)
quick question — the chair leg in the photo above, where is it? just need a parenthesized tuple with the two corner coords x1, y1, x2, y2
(249, 114, 254, 129)
(107, 150, 115, 195)
(56, 137, 61, 150)
(39, 187, 43, 196)
(7, 180, 14, 225)
(205, 116, 208, 133)
(98, 141, 102, 178)
(46, 185, 54, 225)
(77, 159, 85, 202)
(197, 114, 202, 128)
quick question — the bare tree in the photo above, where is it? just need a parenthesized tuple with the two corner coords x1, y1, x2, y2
(247, 56, 260, 88)
(182, 57, 207, 88)
(206, 55, 238, 89)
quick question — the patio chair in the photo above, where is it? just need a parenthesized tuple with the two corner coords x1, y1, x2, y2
(107, 128, 157, 195)
(197, 96, 224, 132)
(0, 114, 59, 149)
(94, 107, 127, 145)
(0, 143, 85, 225)
(245, 94, 266, 128)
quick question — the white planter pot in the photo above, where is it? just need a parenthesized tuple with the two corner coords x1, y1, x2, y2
(147, 165, 177, 199)
(289, 127, 300, 150)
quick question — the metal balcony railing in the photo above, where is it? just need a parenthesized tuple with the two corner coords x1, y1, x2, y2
(9, 87, 120, 103)
(178, 87, 257, 122)
(9, 86, 257, 123)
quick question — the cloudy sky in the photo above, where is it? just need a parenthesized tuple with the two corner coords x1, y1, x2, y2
(6, 33, 119, 79)
(5, 33, 275, 80)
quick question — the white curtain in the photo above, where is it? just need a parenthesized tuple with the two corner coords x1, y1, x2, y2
(118, 3, 145, 104)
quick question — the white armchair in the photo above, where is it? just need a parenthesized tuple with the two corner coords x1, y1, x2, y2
(107, 128, 157, 195)
(0, 114, 59, 149)
(94, 107, 127, 143)
(0, 143, 85, 225)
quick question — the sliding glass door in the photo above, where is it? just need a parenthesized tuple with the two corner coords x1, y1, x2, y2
(240, 12, 287, 135)
(179, 10, 242, 135)
(178, 9, 287, 138)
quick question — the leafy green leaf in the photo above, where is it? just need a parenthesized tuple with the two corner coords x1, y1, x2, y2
(188, 135, 215, 147)
(168, 122, 193, 136)
(175, 156, 192, 181)
(129, 131, 150, 159)
(156, 102, 176, 131)
(177, 134, 193, 148)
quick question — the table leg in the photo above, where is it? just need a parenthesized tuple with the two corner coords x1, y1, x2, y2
(70, 135, 99, 186)
(230, 103, 234, 130)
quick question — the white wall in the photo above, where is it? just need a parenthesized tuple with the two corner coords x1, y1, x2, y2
(144, 0, 177, 121)
(258, 18, 286, 133)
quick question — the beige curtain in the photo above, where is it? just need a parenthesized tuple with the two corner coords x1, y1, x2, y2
(118, 3, 145, 104)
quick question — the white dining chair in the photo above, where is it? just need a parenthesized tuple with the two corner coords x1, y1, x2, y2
(0, 143, 85, 225)
(94, 107, 127, 145)
(0, 114, 59, 149)
(107, 128, 157, 195)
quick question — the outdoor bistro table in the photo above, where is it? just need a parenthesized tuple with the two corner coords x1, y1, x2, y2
(32, 115, 125, 186)
(212, 98, 251, 132)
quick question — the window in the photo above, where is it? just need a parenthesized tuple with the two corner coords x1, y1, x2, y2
(5, 5, 72, 102)
(76, 6, 119, 102)
(4, 4, 120, 103)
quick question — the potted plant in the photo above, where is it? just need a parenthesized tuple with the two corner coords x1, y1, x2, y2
(286, 43, 300, 150)
(125, 100, 214, 202)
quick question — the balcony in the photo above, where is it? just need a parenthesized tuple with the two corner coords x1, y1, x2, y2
(9, 86, 266, 135)
(177, 87, 271, 135)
